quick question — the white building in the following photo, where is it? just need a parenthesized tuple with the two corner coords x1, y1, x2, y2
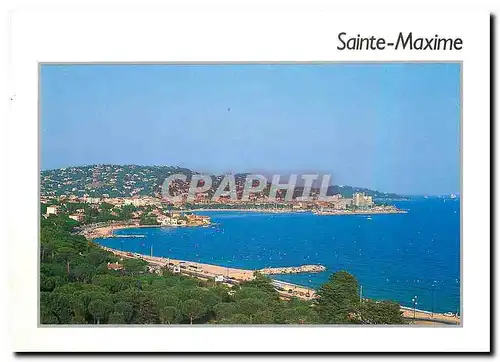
(85, 197, 101, 204)
(157, 215, 172, 226)
(124, 198, 149, 207)
(68, 214, 84, 222)
(46, 205, 59, 216)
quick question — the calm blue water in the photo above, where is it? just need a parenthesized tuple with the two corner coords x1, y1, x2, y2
(96, 198, 460, 313)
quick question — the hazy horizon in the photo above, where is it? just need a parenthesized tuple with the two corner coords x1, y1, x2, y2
(41, 63, 461, 195)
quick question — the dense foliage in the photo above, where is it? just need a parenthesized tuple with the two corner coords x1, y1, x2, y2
(40, 214, 405, 325)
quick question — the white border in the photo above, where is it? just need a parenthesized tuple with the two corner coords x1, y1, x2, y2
(7, 5, 490, 352)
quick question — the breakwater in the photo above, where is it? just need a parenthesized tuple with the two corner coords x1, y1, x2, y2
(259, 264, 326, 275)
(106, 234, 145, 238)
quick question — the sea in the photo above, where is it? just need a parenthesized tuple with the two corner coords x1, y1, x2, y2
(96, 198, 460, 314)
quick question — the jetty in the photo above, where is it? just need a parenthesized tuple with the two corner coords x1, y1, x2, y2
(107, 234, 145, 238)
(99, 246, 325, 282)
(258, 264, 326, 275)
(314, 208, 407, 216)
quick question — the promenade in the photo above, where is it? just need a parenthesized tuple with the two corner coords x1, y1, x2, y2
(100, 246, 460, 325)
(100, 246, 326, 281)
(88, 222, 459, 325)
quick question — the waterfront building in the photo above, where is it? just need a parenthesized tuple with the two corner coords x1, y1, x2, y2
(353, 192, 374, 207)
(186, 214, 211, 226)
(157, 215, 172, 226)
(332, 198, 353, 209)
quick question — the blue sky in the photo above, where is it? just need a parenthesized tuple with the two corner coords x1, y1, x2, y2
(41, 63, 460, 195)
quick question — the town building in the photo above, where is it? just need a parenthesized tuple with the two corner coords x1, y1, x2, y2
(68, 214, 85, 222)
(157, 215, 172, 226)
(46, 205, 60, 216)
(106, 262, 123, 271)
(331, 198, 353, 209)
(185, 214, 211, 226)
(85, 197, 101, 204)
(353, 192, 374, 207)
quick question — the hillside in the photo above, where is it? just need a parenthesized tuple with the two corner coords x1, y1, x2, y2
(40, 164, 407, 200)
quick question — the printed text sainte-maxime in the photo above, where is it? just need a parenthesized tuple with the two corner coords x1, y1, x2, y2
(337, 32, 463, 51)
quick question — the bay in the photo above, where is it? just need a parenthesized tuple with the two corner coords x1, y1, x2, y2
(96, 198, 460, 313)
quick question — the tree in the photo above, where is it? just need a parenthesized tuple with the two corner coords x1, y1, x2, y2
(108, 312, 125, 324)
(158, 306, 181, 324)
(276, 307, 302, 324)
(71, 263, 96, 283)
(88, 299, 107, 324)
(70, 315, 87, 324)
(114, 301, 134, 323)
(44, 293, 72, 324)
(70, 294, 87, 321)
(236, 298, 266, 323)
(122, 258, 148, 275)
(253, 310, 275, 324)
(315, 271, 360, 324)
(213, 302, 237, 320)
(358, 300, 404, 324)
(220, 313, 251, 324)
(242, 273, 277, 295)
(40, 310, 59, 324)
(153, 292, 181, 324)
(86, 249, 111, 267)
(93, 275, 129, 293)
(234, 287, 276, 303)
(101, 202, 114, 210)
(57, 247, 76, 274)
(181, 299, 206, 324)
(199, 290, 222, 313)
(137, 293, 158, 324)
(40, 274, 56, 292)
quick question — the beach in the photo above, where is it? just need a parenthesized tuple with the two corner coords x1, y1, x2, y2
(99, 244, 459, 324)
(86, 209, 461, 326)
(79, 222, 154, 239)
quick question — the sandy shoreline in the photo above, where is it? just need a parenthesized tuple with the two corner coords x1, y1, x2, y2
(99, 245, 320, 300)
(99, 244, 460, 324)
(83, 222, 459, 325)
(179, 208, 308, 213)
(79, 222, 158, 239)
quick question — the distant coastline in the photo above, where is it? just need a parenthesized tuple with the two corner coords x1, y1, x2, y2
(78, 206, 408, 239)
(173, 207, 408, 216)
